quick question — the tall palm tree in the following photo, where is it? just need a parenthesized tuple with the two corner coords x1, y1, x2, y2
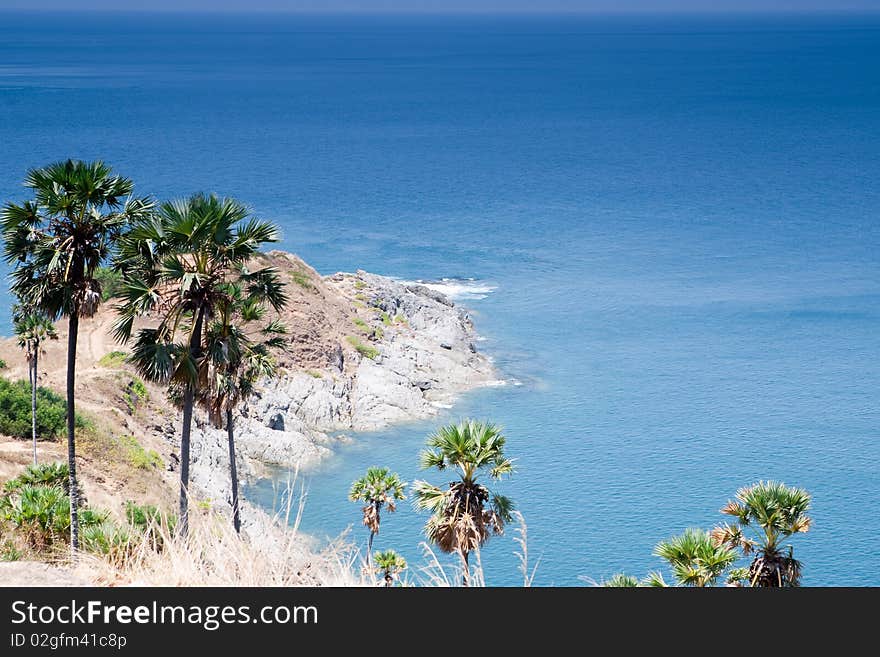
(373, 549, 407, 587)
(349, 467, 406, 566)
(202, 282, 287, 533)
(711, 481, 812, 587)
(654, 528, 737, 587)
(413, 419, 515, 586)
(13, 308, 58, 465)
(1, 160, 152, 551)
(114, 193, 283, 536)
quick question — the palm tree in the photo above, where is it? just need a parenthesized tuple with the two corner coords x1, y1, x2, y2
(1, 160, 152, 551)
(349, 467, 406, 565)
(114, 193, 283, 536)
(413, 419, 515, 586)
(201, 283, 287, 533)
(600, 573, 641, 587)
(654, 528, 737, 587)
(711, 481, 812, 587)
(13, 309, 58, 465)
(373, 549, 407, 587)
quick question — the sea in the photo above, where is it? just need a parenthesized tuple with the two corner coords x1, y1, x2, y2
(0, 11, 877, 585)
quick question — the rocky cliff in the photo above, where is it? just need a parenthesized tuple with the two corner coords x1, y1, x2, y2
(0, 251, 495, 515)
(180, 253, 496, 503)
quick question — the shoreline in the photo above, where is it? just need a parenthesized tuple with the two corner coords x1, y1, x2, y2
(0, 250, 497, 534)
(187, 257, 498, 510)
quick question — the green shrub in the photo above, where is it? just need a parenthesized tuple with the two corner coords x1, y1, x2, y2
(0, 464, 104, 554)
(125, 501, 161, 529)
(81, 521, 131, 555)
(0, 359, 6, 369)
(94, 266, 123, 301)
(3, 462, 69, 494)
(353, 280, 366, 290)
(125, 377, 148, 414)
(0, 484, 70, 549)
(1, 540, 22, 562)
(394, 314, 408, 326)
(352, 317, 369, 331)
(305, 370, 323, 379)
(98, 351, 128, 368)
(0, 379, 67, 440)
(116, 435, 163, 470)
(379, 312, 392, 326)
(346, 336, 379, 360)
(290, 269, 314, 290)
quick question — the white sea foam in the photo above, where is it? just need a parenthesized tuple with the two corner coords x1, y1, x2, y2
(478, 377, 523, 388)
(402, 277, 497, 301)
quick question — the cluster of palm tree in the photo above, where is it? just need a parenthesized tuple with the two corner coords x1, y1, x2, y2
(348, 465, 407, 586)
(2, 160, 288, 550)
(113, 193, 287, 536)
(603, 481, 812, 588)
(351, 419, 516, 586)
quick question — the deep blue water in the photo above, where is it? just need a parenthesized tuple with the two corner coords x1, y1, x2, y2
(0, 12, 878, 585)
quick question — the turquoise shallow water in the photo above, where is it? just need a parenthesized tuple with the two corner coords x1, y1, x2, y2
(0, 12, 878, 584)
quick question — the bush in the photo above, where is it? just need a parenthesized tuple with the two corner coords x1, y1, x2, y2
(290, 269, 314, 290)
(352, 317, 369, 331)
(125, 501, 161, 529)
(0, 484, 70, 550)
(116, 435, 163, 470)
(125, 377, 148, 414)
(346, 336, 379, 360)
(1, 540, 22, 562)
(3, 462, 69, 494)
(0, 359, 6, 369)
(95, 266, 123, 301)
(0, 379, 67, 440)
(81, 522, 133, 565)
(0, 464, 105, 555)
(98, 351, 128, 368)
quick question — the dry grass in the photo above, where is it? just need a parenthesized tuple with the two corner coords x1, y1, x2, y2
(79, 481, 536, 588)
(85, 478, 364, 587)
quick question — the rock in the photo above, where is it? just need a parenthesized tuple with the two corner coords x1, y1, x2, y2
(329, 345, 344, 372)
(405, 284, 454, 307)
(268, 413, 285, 431)
(182, 264, 495, 508)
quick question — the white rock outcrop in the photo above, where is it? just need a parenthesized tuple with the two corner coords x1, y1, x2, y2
(186, 270, 494, 505)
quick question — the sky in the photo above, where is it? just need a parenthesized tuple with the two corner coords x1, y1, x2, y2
(0, 0, 877, 12)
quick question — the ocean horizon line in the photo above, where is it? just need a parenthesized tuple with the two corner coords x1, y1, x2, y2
(1, 8, 878, 18)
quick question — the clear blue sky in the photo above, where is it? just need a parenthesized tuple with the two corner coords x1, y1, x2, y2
(0, 0, 877, 12)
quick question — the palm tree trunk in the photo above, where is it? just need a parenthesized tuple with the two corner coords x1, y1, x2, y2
(178, 305, 206, 538)
(461, 550, 470, 587)
(226, 407, 240, 533)
(30, 349, 37, 466)
(66, 313, 80, 554)
(179, 386, 193, 537)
